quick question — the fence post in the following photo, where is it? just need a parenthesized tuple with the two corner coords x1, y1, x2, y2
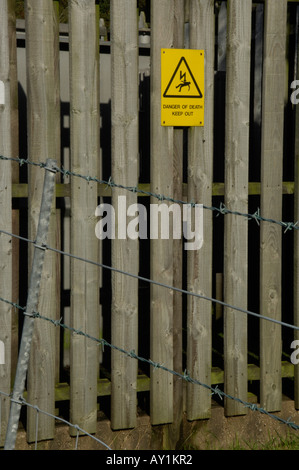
(4, 159, 57, 451)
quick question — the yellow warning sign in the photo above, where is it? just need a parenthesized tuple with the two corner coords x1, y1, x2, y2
(161, 48, 204, 127)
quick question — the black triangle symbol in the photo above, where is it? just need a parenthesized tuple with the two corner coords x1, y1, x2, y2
(163, 56, 203, 99)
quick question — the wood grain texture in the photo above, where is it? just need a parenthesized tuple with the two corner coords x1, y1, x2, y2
(25, 0, 60, 442)
(150, 0, 175, 425)
(223, 0, 252, 416)
(187, 0, 214, 420)
(165, 0, 184, 447)
(69, 0, 100, 435)
(0, 0, 13, 447)
(110, 0, 139, 430)
(260, 0, 287, 412)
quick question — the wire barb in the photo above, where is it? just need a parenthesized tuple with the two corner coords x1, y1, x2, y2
(2, 154, 299, 232)
(1, 155, 299, 437)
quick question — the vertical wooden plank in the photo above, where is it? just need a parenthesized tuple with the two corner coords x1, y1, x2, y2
(25, 0, 60, 442)
(150, 0, 175, 425)
(186, 0, 214, 421)
(0, 0, 13, 447)
(110, 0, 139, 430)
(166, 0, 184, 447)
(223, 0, 252, 417)
(260, 0, 287, 412)
(294, 5, 299, 411)
(69, 0, 100, 435)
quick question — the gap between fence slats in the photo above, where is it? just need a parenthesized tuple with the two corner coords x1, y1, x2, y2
(9, 0, 20, 387)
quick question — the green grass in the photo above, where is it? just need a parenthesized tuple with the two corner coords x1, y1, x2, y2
(229, 431, 299, 450)
(181, 429, 299, 450)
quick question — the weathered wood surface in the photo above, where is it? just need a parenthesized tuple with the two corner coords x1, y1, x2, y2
(110, 0, 139, 431)
(260, 0, 287, 412)
(187, 0, 214, 420)
(25, 0, 60, 442)
(165, 0, 184, 448)
(223, 0, 252, 416)
(69, 0, 100, 434)
(150, 0, 175, 425)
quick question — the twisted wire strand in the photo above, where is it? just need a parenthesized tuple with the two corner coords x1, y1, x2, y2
(0, 227, 298, 331)
(1, 155, 298, 434)
(0, 390, 111, 450)
(0, 300, 298, 432)
(1, 154, 298, 232)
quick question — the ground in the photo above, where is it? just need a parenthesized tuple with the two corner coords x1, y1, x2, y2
(10, 396, 299, 451)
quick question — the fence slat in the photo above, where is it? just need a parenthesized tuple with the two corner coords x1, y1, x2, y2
(150, 0, 175, 425)
(110, 0, 139, 431)
(223, 0, 252, 416)
(0, 0, 13, 447)
(25, 0, 60, 442)
(186, 0, 214, 421)
(166, 0, 185, 446)
(69, 0, 100, 435)
(260, 0, 287, 412)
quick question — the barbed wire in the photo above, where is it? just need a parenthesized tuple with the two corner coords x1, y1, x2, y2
(1, 155, 299, 438)
(0, 390, 111, 450)
(1, 154, 299, 232)
(0, 227, 298, 331)
(0, 295, 298, 432)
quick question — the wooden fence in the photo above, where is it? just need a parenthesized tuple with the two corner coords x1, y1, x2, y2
(0, 0, 299, 447)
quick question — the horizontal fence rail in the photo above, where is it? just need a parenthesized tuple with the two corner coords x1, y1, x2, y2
(1, 155, 299, 232)
(0, 155, 299, 438)
(0, 294, 298, 433)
